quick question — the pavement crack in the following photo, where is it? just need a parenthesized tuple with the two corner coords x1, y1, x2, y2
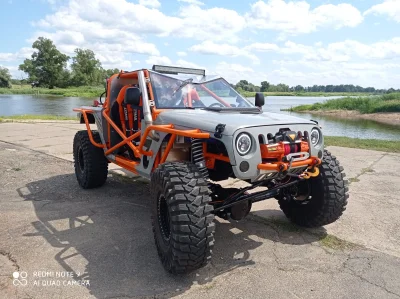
(343, 255, 400, 298)
(350, 153, 388, 182)
(0, 249, 20, 271)
(0, 140, 73, 163)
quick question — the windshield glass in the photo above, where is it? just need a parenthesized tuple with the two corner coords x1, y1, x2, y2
(149, 72, 254, 109)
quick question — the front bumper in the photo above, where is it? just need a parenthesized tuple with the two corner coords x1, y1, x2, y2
(257, 157, 321, 173)
(226, 124, 324, 181)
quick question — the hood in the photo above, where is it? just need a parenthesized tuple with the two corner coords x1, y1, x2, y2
(154, 109, 315, 135)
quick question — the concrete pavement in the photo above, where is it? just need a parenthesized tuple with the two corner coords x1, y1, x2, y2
(0, 121, 400, 299)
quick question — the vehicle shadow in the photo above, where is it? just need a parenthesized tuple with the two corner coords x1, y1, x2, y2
(18, 173, 326, 298)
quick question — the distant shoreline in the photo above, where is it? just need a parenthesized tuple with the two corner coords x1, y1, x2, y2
(0, 86, 103, 98)
(0, 86, 374, 98)
(241, 91, 372, 97)
(292, 110, 400, 126)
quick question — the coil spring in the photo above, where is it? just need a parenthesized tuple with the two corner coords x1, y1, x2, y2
(191, 138, 209, 179)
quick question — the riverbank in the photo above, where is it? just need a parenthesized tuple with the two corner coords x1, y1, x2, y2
(283, 93, 400, 126)
(0, 85, 103, 97)
(0, 114, 78, 122)
(241, 91, 373, 97)
(285, 93, 400, 113)
(1, 85, 375, 98)
(295, 110, 400, 126)
(324, 136, 400, 153)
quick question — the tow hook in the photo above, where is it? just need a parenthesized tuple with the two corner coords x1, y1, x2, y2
(299, 158, 321, 179)
(301, 167, 320, 179)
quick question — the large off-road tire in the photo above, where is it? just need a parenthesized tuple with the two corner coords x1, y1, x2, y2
(73, 130, 108, 189)
(278, 150, 349, 227)
(151, 162, 215, 274)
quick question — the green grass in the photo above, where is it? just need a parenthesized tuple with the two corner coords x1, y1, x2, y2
(285, 93, 400, 113)
(0, 85, 104, 98)
(319, 234, 361, 250)
(0, 114, 78, 121)
(240, 91, 373, 98)
(325, 136, 400, 153)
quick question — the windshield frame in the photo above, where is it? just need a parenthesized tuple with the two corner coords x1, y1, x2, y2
(149, 71, 255, 110)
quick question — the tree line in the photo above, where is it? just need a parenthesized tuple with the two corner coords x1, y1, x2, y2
(233, 80, 399, 94)
(1, 36, 399, 93)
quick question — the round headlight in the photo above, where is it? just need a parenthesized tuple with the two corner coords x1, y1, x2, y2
(236, 133, 252, 155)
(310, 128, 320, 145)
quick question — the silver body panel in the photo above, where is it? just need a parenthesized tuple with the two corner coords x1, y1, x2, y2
(154, 109, 315, 135)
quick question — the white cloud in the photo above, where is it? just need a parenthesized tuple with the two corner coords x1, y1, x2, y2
(4, 0, 248, 72)
(269, 60, 400, 88)
(244, 42, 279, 52)
(177, 0, 204, 6)
(0, 65, 26, 79)
(3, 0, 399, 88)
(0, 53, 15, 62)
(215, 62, 254, 73)
(213, 62, 261, 85)
(145, 55, 172, 65)
(174, 5, 246, 42)
(243, 38, 400, 63)
(189, 40, 260, 64)
(176, 59, 204, 69)
(0, 47, 33, 62)
(364, 0, 400, 23)
(246, 0, 363, 35)
(139, 0, 161, 8)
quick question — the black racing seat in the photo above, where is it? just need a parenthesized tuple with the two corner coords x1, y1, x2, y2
(123, 87, 143, 141)
(109, 86, 143, 157)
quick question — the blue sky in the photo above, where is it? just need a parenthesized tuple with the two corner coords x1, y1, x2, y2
(1, 0, 400, 88)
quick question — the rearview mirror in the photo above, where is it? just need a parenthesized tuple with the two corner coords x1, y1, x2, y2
(255, 92, 265, 108)
(124, 87, 141, 106)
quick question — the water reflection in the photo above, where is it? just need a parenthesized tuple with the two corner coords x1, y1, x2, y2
(1, 94, 399, 140)
(0, 95, 93, 117)
(259, 96, 400, 141)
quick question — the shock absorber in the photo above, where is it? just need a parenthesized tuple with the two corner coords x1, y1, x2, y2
(191, 138, 209, 179)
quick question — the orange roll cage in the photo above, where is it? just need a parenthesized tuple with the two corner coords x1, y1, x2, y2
(74, 69, 320, 175)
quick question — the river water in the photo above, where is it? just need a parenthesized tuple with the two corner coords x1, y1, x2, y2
(0, 94, 399, 140)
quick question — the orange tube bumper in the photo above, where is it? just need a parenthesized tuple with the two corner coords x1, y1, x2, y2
(73, 108, 105, 149)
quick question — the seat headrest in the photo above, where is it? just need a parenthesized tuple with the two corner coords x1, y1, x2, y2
(124, 87, 141, 105)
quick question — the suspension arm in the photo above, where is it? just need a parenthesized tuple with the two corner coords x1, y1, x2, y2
(212, 178, 304, 212)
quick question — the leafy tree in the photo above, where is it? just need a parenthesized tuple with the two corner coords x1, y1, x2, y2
(104, 68, 120, 78)
(235, 80, 249, 90)
(387, 88, 395, 94)
(235, 80, 262, 92)
(276, 83, 289, 92)
(71, 48, 103, 86)
(0, 67, 11, 88)
(260, 81, 270, 92)
(294, 85, 304, 92)
(56, 69, 71, 88)
(19, 37, 69, 88)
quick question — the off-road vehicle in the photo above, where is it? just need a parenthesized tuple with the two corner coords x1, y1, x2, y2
(73, 65, 349, 274)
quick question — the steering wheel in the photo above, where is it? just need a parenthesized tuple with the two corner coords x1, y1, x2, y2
(209, 103, 225, 108)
